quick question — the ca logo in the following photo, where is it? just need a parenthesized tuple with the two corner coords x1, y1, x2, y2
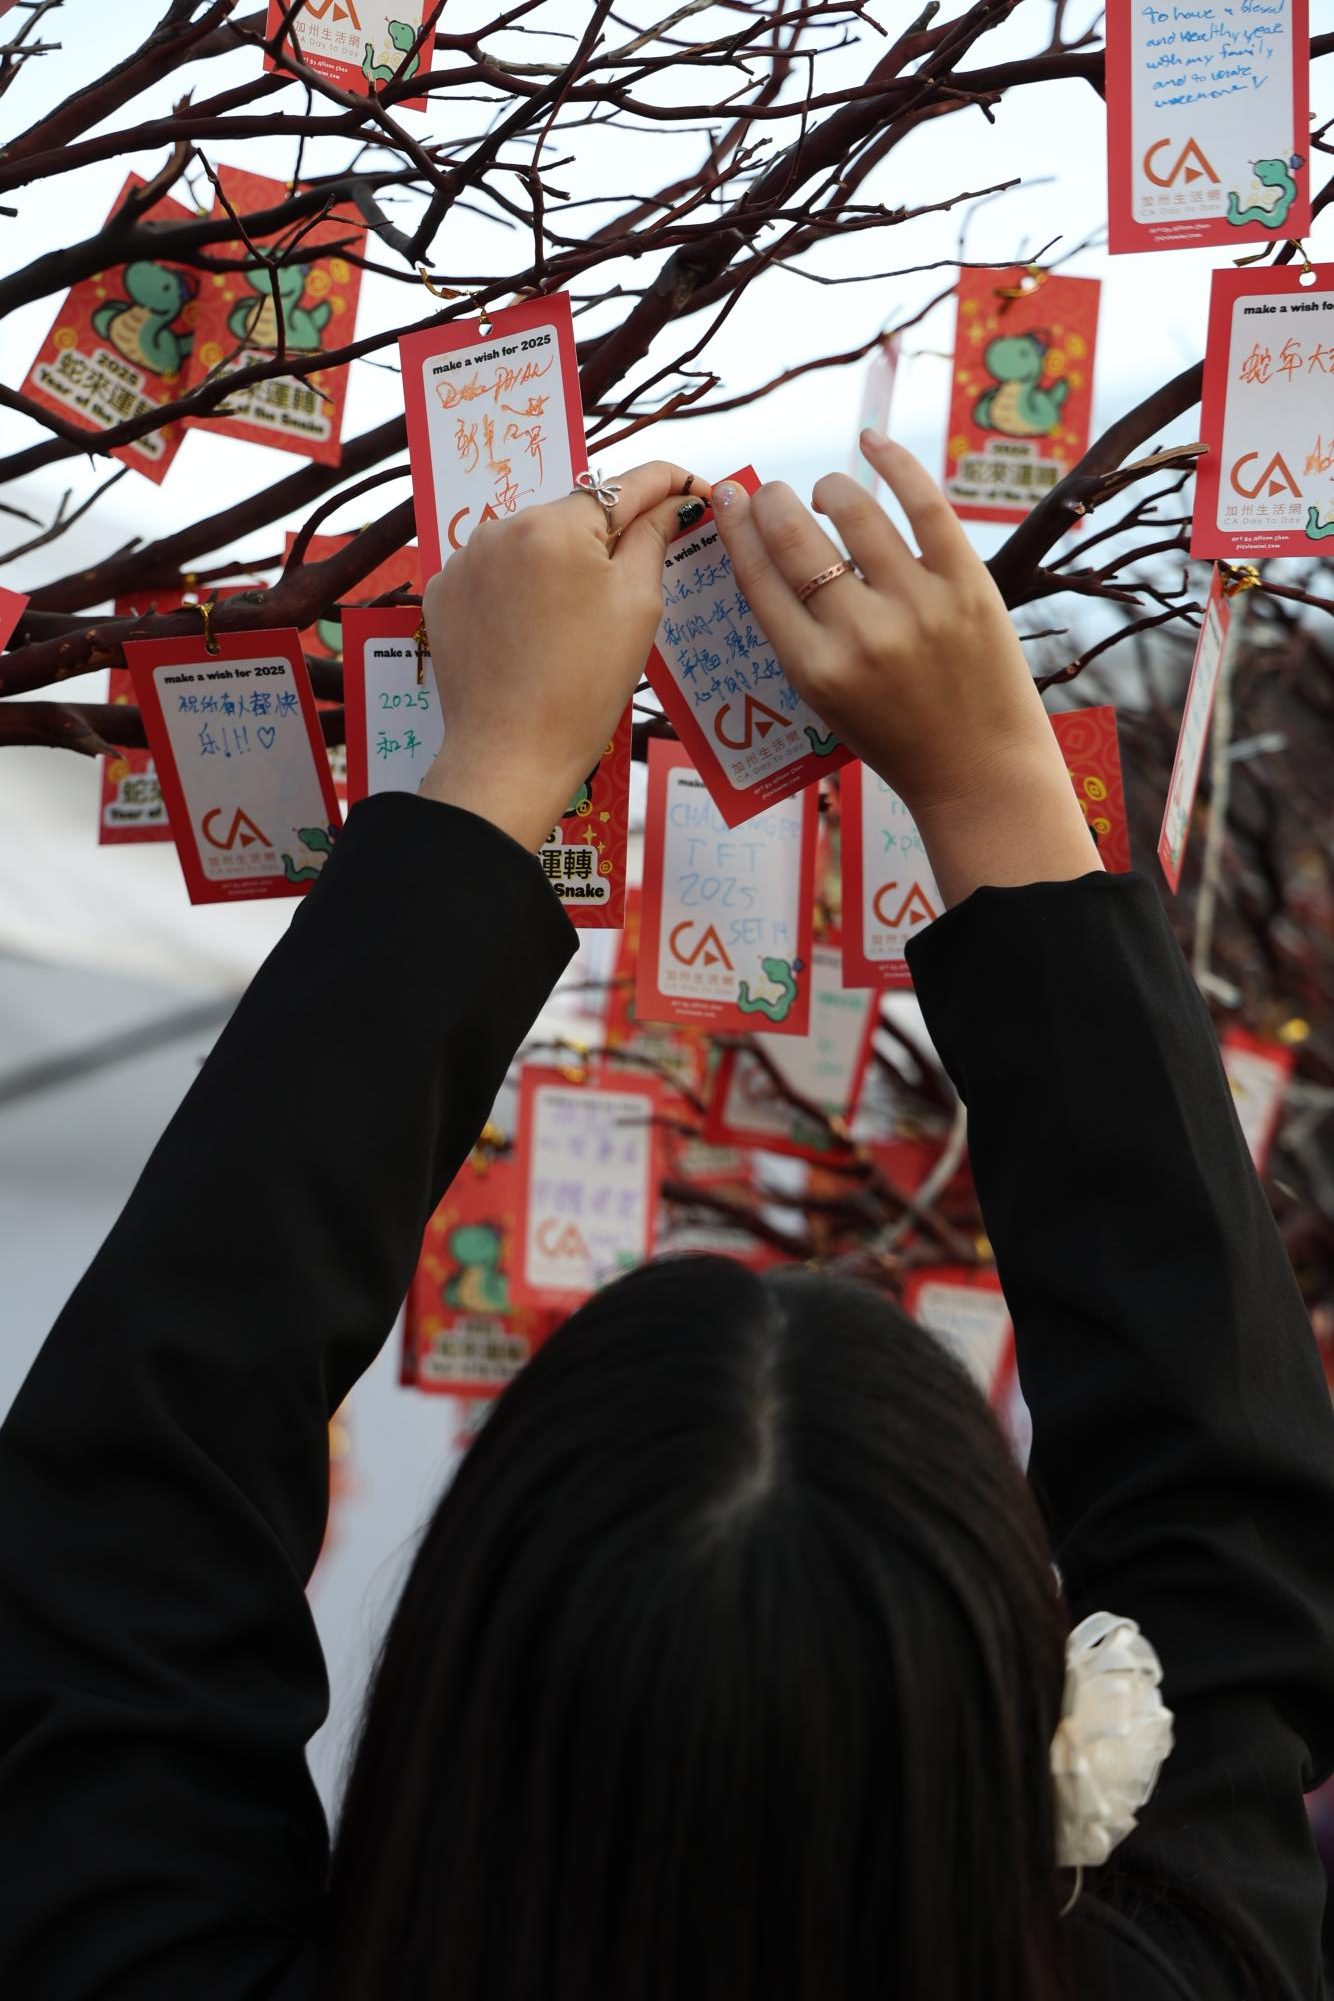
(300, 0, 362, 23)
(713, 694, 788, 751)
(872, 880, 937, 930)
(202, 807, 270, 850)
(446, 503, 502, 550)
(669, 921, 734, 970)
(1143, 138, 1218, 188)
(1229, 451, 1300, 500)
(536, 1219, 589, 1260)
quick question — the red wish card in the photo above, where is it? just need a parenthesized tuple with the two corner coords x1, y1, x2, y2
(102, 586, 252, 846)
(1159, 566, 1231, 893)
(1105, 0, 1310, 256)
(1050, 704, 1131, 873)
(263, 0, 438, 109)
(400, 294, 586, 575)
(638, 738, 818, 1040)
(944, 268, 1100, 524)
(20, 176, 198, 485)
(342, 603, 630, 926)
(645, 467, 852, 827)
(0, 586, 26, 650)
(604, 887, 710, 1100)
(704, 942, 875, 1162)
(1194, 264, 1334, 559)
(840, 762, 944, 990)
(182, 167, 364, 465)
(902, 1266, 1013, 1404)
(512, 1065, 662, 1310)
(1220, 1026, 1294, 1172)
(125, 628, 342, 904)
(403, 1148, 559, 1397)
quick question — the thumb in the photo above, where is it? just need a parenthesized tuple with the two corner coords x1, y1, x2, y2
(612, 491, 711, 595)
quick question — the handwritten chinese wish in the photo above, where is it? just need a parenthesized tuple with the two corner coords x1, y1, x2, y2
(513, 1068, 660, 1309)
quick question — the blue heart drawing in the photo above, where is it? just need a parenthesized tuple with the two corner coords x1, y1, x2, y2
(257, 725, 277, 749)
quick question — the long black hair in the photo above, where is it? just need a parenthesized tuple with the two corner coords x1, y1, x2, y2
(325, 1256, 1072, 2001)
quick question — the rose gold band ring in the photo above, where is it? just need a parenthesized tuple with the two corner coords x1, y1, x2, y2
(796, 559, 857, 604)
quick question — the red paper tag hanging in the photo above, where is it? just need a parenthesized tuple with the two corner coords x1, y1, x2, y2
(101, 586, 240, 845)
(603, 886, 710, 1099)
(1220, 1026, 1294, 1171)
(400, 294, 587, 575)
(704, 941, 876, 1161)
(839, 762, 944, 990)
(511, 1065, 663, 1311)
(645, 467, 852, 827)
(0, 587, 27, 649)
(902, 1266, 1014, 1404)
(1105, 0, 1310, 256)
(126, 626, 342, 904)
(637, 737, 819, 1039)
(263, 0, 438, 109)
(1194, 263, 1334, 559)
(19, 175, 198, 485)
(1050, 705, 1131, 873)
(182, 167, 365, 465)
(1158, 566, 1232, 893)
(404, 1147, 560, 1397)
(944, 268, 1100, 524)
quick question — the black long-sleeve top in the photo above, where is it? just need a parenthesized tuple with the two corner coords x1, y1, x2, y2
(1, 792, 1331, 1999)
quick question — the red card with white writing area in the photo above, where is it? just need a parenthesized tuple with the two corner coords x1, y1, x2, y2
(19, 175, 197, 484)
(263, 0, 437, 110)
(102, 587, 242, 846)
(182, 166, 364, 465)
(126, 629, 342, 904)
(1194, 264, 1334, 559)
(404, 1148, 559, 1397)
(902, 1266, 1013, 1404)
(400, 294, 587, 574)
(1105, 0, 1309, 256)
(1220, 1026, 1294, 1173)
(704, 942, 876, 1162)
(1158, 566, 1231, 893)
(944, 268, 1100, 524)
(289, 531, 423, 805)
(840, 762, 944, 990)
(645, 467, 852, 828)
(638, 738, 818, 1039)
(511, 1066, 663, 1310)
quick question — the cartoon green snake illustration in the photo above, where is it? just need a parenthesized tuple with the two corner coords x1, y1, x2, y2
(444, 1221, 508, 1313)
(229, 264, 331, 350)
(281, 825, 337, 883)
(974, 332, 1069, 439)
(92, 261, 194, 376)
(804, 724, 840, 756)
(736, 956, 800, 1023)
(362, 19, 421, 84)
(316, 615, 342, 656)
(1226, 158, 1300, 232)
(1305, 507, 1334, 541)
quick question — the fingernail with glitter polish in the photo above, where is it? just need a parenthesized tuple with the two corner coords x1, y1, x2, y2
(712, 482, 738, 512)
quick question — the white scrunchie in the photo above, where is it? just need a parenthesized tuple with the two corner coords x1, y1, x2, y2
(1050, 1611, 1175, 1869)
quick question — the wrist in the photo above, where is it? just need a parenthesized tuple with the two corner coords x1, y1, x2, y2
(907, 746, 1103, 908)
(418, 748, 572, 855)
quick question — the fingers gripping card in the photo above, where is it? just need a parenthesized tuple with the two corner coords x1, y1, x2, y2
(400, 296, 587, 575)
(704, 943, 876, 1161)
(638, 739, 818, 1039)
(125, 629, 342, 904)
(1194, 264, 1334, 558)
(20, 176, 198, 484)
(404, 1149, 558, 1397)
(512, 1067, 662, 1310)
(840, 763, 944, 990)
(1158, 566, 1232, 893)
(183, 167, 365, 465)
(1105, 0, 1310, 255)
(645, 468, 852, 827)
(263, 0, 438, 108)
(944, 270, 1100, 524)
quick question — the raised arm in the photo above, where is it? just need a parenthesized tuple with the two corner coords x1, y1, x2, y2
(0, 464, 703, 2000)
(715, 440, 1334, 1996)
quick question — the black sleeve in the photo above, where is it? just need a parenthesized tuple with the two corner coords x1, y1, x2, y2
(0, 792, 576, 2001)
(908, 870, 1334, 2001)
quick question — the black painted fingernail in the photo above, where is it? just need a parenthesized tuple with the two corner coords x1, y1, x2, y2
(678, 499, 706, 528)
